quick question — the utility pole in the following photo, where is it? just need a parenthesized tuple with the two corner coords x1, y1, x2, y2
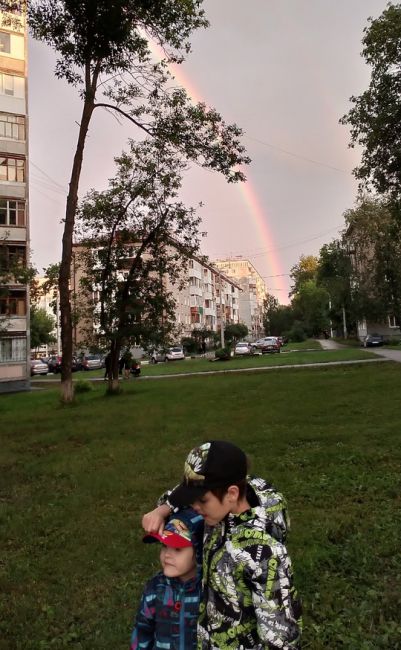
(342, 305, 348, 339)
(328, 296, 333, 339)
(219, 272, 225, 347)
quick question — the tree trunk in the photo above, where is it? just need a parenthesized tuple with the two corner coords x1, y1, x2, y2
(59, 89, 96, 403)
(107, 339, 121, 394)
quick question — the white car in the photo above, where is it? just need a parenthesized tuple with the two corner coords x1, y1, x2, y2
(151, 346, 185, 363)
(234, 342, 253, 355)
(165, 346, 185, 361)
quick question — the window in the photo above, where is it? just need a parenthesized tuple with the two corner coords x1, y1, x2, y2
(0, 244, 26, 270)
(0, 336, 26, 362)
(0, 199, 25, 225)
(0, 290, 26, 316)
(0, 32, 10, 54)
(0, 156, 25, 182)
(0, 113, 25, 140)
(0, 73, 24, 98)
(388, 315, 400, 328)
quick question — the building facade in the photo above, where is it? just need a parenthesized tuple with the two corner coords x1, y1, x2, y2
(166, 257, 241, 338)
(214, 258, 267, 339)
(71, 242, 241, 349)
(0, 9, 29, 393)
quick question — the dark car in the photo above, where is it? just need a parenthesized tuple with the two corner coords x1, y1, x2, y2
(47, 355, 62, 373)
(48, 355, 82, 373)
(250, 337, 280, 354)
(363, 334, 384, 347)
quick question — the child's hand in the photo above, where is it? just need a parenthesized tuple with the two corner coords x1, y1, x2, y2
(142, 504, 171, 535)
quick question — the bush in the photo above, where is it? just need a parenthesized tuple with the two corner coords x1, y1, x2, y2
(384, 337, 401, 346)
(214, 347, 232, 360)
(74, 379, 93, 393)
(287, 322, 307, 342)
(181, 337, 198, 354)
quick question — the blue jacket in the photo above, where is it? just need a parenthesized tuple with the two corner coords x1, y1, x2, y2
(131, 570, 201, 650)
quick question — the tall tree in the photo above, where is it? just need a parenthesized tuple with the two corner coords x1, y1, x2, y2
(75, 139, 202, 393)
(263, 295, 295, 337)
(341, 3, 401, 198)
(11, 0, 249, 402)
(289, 255, 319, 297)
(344, 196, 401, 327)
(30, 306, 56, 350)
(317, 240, 354, 336)
(291, 280, 330, 337)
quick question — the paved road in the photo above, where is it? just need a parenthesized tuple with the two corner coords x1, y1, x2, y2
(317, 339, 347, 350)
(318, 338, 401, 363)
(367, 347, 401, 363)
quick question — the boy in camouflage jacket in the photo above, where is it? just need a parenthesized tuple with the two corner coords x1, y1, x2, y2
(143, 440, 302, 650)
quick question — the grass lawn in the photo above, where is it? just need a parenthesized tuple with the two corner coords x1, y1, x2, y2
(2, 362, 401, 648)
(31, 344, 378, 383)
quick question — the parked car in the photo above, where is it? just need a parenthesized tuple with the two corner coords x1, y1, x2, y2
(363, 334, 384, 347)
(81, 354, 104, 370)
(234, 341, 253, 355)
(250, 337, 280, 354)
(30, 359, 49, 376)
(47, 355, 82, 373)
(150, 346, 185, 363)
(47, 355, 62, 373)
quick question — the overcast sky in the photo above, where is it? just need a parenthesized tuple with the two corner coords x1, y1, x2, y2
(28, 0, 389, 302)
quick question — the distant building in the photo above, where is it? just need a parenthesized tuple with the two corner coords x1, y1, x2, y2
(0, 8, 29, 393)
(214, 258, 267, 339)
(31, 278, 60, 357)
(70, 242, 241, 349)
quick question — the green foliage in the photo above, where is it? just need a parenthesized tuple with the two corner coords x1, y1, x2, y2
(30, 306, 56, 349)
(289, 254, 319, 297)
(264, 296, 295, 336)
(344, 196, 401, 327)
(286, 321, 307, 342)
(341, 3, 401, 198)
(224, 322, 248, 344)
(74, 379, 93, 393)
(76, 139, 202, 359)
(214, 346, 231, 360)
(181, 336, 197, 354)
(292, 280, 330, 337)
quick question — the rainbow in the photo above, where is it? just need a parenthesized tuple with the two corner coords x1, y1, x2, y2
(146, 40, 288, 300)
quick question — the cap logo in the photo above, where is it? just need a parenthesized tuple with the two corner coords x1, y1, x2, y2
(163, 518, 192, 543)
(184, 442, 211, 483)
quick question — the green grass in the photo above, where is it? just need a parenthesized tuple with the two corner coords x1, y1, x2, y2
(2, 362, 401, 648)
(32, 345, 378, 383)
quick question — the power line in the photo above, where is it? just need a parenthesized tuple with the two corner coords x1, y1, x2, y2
(245, 135, 349, 174)
(30, 160, 67, 191)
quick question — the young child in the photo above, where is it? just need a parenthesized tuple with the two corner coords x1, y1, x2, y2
(131, 508, 204, 650)
(143, 440, 302, 650)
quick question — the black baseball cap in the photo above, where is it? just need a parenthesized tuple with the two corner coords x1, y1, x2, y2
(169, 441, 248, 507)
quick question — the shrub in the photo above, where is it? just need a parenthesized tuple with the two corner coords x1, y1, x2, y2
(74, 379, 93, 393)
(287, 322, 307, 342)
(214, 347, 232, 360)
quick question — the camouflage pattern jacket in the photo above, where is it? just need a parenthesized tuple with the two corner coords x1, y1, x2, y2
(198, 477, 302, 650)
(159, 477, 302, 649)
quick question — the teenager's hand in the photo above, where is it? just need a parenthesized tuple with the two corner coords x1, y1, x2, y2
(142, 504, 171, 535)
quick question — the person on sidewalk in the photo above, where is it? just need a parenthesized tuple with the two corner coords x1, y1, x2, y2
(143, 441, 302, 650)
(131, 508, 204, 650)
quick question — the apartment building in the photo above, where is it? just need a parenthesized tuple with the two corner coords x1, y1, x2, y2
(71, 242, 241, 348)
(0, 9, 29, 393)
(166, 257, 241, 338)
(214, 257, 267, 339)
